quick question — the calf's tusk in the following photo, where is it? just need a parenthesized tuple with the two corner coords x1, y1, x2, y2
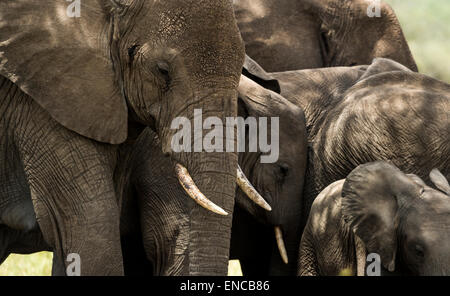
(236, 166, 272, 211)
(275, 226, 289, 264)
(175, 163, 228, 216)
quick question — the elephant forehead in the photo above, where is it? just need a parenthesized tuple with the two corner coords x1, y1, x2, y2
(404, 198, 450, 234)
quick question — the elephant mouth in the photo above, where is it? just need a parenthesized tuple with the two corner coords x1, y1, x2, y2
(174, 163, 271, 215)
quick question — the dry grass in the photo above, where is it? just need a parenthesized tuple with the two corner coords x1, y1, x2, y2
(0, 252, 242, 276)
(228, 260, 243, 276)
(0, 252, 52, 276)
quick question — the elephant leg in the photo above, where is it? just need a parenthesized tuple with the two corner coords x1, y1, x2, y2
(18, 137, 123, 275)
(51, 254, 66, 276)
(0, 226, 16, 264)
(13, 97, 123, 275)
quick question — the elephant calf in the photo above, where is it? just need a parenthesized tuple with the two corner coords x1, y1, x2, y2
(298, 161, 450, 276)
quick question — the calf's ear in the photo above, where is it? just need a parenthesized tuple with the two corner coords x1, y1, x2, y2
(242, 55, 280, 94)
(358, 58, 413, 81)
(341, 161, 405, 272)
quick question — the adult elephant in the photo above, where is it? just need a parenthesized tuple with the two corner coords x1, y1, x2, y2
(233, 0, 417, 72)
(0, 77, 307, 275)
(0, 0, 245, 275)
(299, 161, 450, 276)
(233, 56, 449, 275)
(119, 74, 307, 275)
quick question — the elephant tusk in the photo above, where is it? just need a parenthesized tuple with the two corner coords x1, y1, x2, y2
(175, 163, 228, 216)
(236, 166, 272, 211)
(274, 226, 289, 264)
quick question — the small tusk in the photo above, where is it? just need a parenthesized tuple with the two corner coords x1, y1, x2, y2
(175, 163, 228, 216)
(236, 166, 272, 211)
(274, 226, 289, 264)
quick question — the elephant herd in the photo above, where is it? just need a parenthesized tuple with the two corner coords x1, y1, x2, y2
(0, 0, 448, 276)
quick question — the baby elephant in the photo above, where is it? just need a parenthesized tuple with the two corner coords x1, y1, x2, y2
(299, 161, 450, 276)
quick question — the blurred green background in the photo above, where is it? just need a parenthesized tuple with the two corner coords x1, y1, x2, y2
(0, 0, 448, 276)
(386, 0, 450, 82)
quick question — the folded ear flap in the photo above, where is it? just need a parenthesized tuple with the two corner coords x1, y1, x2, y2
(341, 161, 402, 272)
(358, 58, 413, 81)
(0, 1, 127, 144)
(237, 75, 303, 120)
(310, 0, 417, 72)
(242, 55, 281, 94)
(430, 169, 450, 195)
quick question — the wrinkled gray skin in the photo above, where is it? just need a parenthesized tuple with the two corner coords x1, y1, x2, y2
(230, 65, 308, 276)
(0, 0, 244, 275)
(237, 57, 450, 275)
(119, 75, 308, 275)
(230, 0, 418, 275)
(299, 161, 450, 276)
(0, 73, 307, 276)
(233, 0, 417, 72)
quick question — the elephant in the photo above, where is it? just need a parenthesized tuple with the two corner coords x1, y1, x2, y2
(233, 0, 418, 72)
(0, 0, 246, 275)
(115, 72, 308, 275)
(230, 56, 450, 275)
(298, 161, 450, 276)
(0, 71, 306, 275)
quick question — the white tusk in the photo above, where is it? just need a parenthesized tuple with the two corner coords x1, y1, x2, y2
(174, 163, 228, 216)
(236, 166, 272, 211)
(275, 226, 289, 264)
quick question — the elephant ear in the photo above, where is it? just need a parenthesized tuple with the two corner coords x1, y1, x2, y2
(429, 169, 450, 195)
(0, 1, 127, 144)
(242, 55, 281, 94)
(358, 58, 413, 81)
(341, 161, 406, 272)
(237, 75, 303, 120)
(310, 0, 418, 71)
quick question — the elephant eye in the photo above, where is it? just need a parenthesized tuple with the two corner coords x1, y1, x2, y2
(278, 163, 289, 178)
(156, 61, 171, 87)
(414, 244, 425, 258)
(128, 44, 140, 62)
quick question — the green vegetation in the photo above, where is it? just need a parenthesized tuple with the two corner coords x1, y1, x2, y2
(386, 0, 450, 82)
(0, 252, 52, 276)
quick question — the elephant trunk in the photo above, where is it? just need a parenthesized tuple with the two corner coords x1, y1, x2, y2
(164, 89, 239, 275)
(186, 150, 237, 275)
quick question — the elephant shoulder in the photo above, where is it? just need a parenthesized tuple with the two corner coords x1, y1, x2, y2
(340, 70, 450, 120)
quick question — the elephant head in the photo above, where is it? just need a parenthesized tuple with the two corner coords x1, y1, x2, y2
(342, 161, 450, 275)
(0, 0, 246, 275)
(235, 58, 308, 274)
